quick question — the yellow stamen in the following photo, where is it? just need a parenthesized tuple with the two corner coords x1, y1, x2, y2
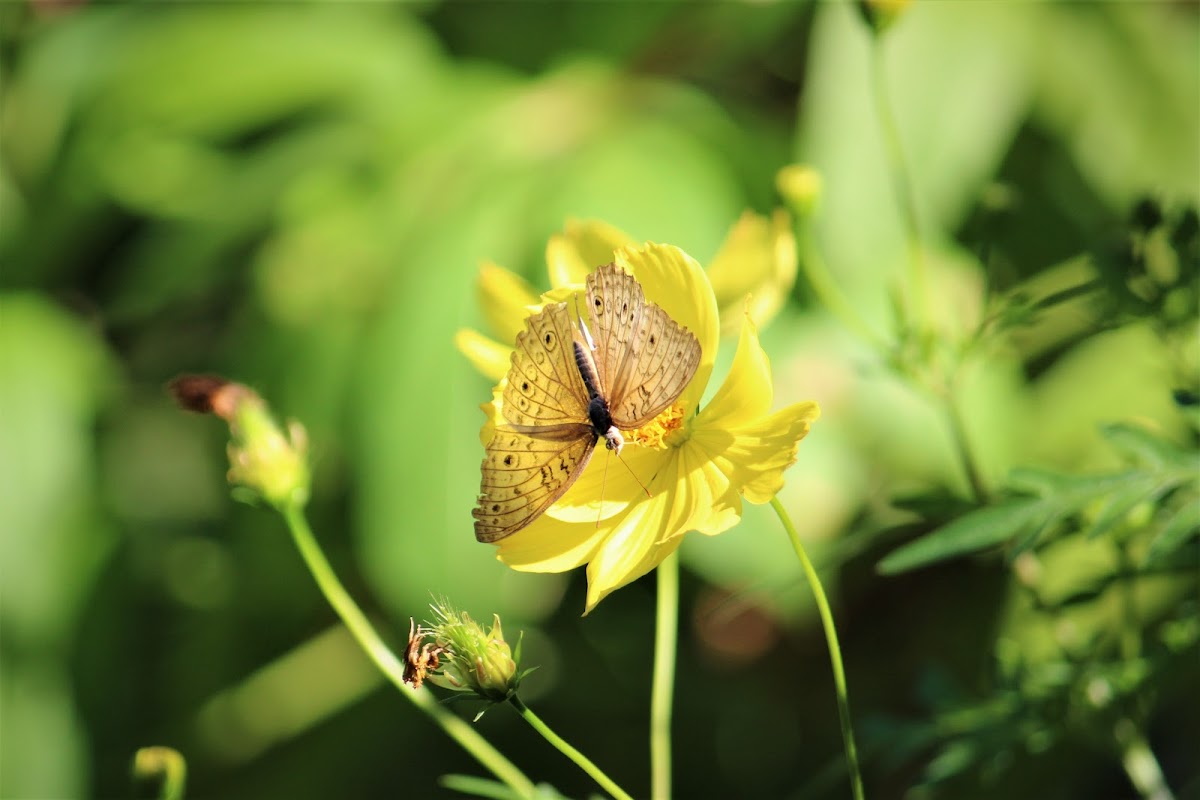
(627, 403, 687, 449)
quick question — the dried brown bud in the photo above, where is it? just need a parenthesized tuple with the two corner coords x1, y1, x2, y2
(403, 618, 445, 690)
(168, 374, 256, 421)
(168, 374, 230, 414)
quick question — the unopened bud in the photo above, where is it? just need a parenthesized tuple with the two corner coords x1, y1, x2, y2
(169, 375, 310, 511)
(775, 164, 823, 219)
(131, 746, 187, 800)
(856, 0, 912, 36)
(420, 600, 526, 705)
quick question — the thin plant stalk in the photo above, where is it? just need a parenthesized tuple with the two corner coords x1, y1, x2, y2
(132, 746, 187, 800)
(797, 221, 886, 349)
(508, 695, 635, 800)
(770, 496, 865, 800)
(869, 42, 990, 505)
(651, 551, 680, 800)
(945, 386, 988, 504)
(1115, 719, 1175, 800)
(281, 504, 536, 800)
(870, 40, 929, 330)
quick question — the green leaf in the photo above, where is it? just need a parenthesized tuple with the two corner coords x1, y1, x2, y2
(891, 490, 977, 522)
(877, 499, 1047, 575)
(1100, 422, 1193, 470)
(439, 774, 561, 800)
(1085, 474, 1171, 540)
(1008, 513, 1058, 557)
(921, 740, 979, 785)
(1005, 467, 1066, 495)
(1008, 467, 1134, 503)
(1145, 499, 1200, 565)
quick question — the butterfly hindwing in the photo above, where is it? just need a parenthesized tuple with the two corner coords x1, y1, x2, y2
(474, 425, 597, 542)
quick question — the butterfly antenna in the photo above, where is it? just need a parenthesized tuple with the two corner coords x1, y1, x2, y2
(574, 293, 597, 351)
(597, 450, 611, 528)
(615, 450, 652, 498)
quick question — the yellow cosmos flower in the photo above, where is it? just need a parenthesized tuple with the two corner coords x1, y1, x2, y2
(455, 212, 796, 381)
(474, 243, 819, 613)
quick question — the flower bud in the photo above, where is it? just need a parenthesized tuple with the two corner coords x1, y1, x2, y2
(169, 375, 310, 511)
(402, 618, 444, 690)
(856, 0, 912, 36)
(775, 164, 823, 220)
(421, 601, 525, 704)
(131, 746, 187, 800)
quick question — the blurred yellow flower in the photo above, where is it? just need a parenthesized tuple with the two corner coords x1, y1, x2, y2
(474, 243, 819, 613)
(455, 212, 796, 381)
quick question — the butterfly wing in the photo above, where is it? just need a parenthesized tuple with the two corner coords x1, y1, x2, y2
(502, 301, 590, 428)
(475, 300, 597, 542)
(586, 263, 702, 428)
(474, 425, 597, 542)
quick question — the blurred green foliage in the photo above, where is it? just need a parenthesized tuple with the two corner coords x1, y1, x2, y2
(1, 2, 1196, 799)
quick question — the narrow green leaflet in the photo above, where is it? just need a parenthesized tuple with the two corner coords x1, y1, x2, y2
(1085, 474, 1173, 540)
(877, 499, 1047, 575)
(1145, 500, 1200, 565)
(880, 423, 1198, 574)
(1099, 422, 1194, 471)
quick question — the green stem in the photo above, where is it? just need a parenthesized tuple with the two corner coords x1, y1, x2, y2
(871, 35, 992, 507)
(870, 37, 930, 334)
(797, 222, 886, 349)
(651, 551, 679, 800)
(280, 504, 535, 799)
(508, 695, 634, 800)
(945, 388, 988, 504)
(770, 496, 865, 800)
(1114, 719, 1175, 800)
(1115, 538, 1141, 662)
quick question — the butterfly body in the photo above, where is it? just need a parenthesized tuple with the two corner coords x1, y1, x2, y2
(473, 263, 701, 543)
(573, 338, 625, 455)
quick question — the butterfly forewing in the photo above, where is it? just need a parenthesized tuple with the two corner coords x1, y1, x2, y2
(587, 264, 701, 428)
(586, 263, 645, 408)
(502, 302, 590, 428)
(474, 426, 597, 542)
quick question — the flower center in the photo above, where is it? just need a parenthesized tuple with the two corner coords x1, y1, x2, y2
(626, 402, 688, 449)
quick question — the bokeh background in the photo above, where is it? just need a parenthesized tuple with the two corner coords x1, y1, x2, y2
(1, 2, 1197, 799)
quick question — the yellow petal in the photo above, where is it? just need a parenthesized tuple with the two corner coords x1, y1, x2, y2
(694, 311, 773, 428)
(584, 442, 742, 611)
(661, 442, 742, 540)
(543, 445, 660, 523)
(583, 493, 680, 613)
(615, 243, 720, 412)
(455, 328, 513, 384)
(478, 261, 539, 344)
(494, 513, 608, 573)
(546, 219, 635, 288)
(695, 401, 821, 505)
(478, 398, 497, 447)
(705, 210, 797, 336)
